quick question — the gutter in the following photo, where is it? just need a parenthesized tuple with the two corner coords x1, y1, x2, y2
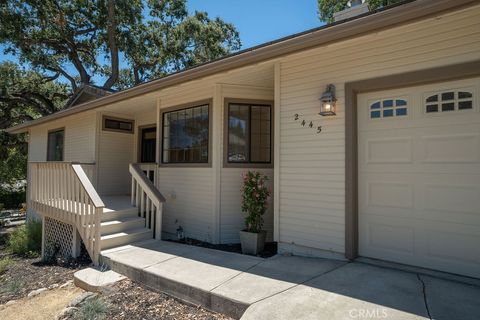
(6, 0, 477, 134)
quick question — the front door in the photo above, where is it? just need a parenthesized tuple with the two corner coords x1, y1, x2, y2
(140, 127, 156, 163)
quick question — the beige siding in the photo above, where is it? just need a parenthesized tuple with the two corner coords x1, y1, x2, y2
(97, 112, 134, 195)
(28, 111, 97, 162)
(158, 168, 214, 241)
(156, 68, 274, 243)
(220, 168, 274, 243)
(219, 84, 275, 243)
(277, 6, 480, 254)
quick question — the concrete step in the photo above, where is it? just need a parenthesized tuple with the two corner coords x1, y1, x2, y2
(100, 228, 152, 250)
(100, 217, 146, 235)
(101, 208, 138, 222)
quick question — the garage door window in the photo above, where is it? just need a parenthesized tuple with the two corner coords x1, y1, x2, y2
(370, 99, 408, 119)
(425, 90, 473, 113)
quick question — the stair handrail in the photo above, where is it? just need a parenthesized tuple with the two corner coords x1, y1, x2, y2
(29, 162, 104, 265)
(129, 163, 165, 239)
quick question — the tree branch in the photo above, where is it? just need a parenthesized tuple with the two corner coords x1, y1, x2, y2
(103, 0, 119, 89)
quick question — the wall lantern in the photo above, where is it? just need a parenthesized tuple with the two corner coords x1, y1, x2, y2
(319, 84, 337, 116)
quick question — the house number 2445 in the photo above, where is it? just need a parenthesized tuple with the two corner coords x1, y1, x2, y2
(294, 114, 322, 134)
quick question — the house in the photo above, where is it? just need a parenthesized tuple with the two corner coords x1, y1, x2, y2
(6, 0, 480, 279)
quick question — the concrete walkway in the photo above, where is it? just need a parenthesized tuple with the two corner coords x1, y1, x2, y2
(100, 240, 480, 320)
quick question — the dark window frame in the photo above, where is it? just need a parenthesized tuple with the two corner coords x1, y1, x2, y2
(138, 124, 157, 164)
(102, 115, 134, 134)
(160, 100, 212, 167)
(224, 98, 274, 168)
(47, 128, 65, 161)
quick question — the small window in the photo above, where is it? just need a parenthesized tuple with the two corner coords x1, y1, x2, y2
(370, 99, 408, 119)
(227, 103, 272, 164)
(103, 117, 134, 133)
(47, 129, 64, 161)
(425, 90, 474, 113)
(162, 104, 209, 164)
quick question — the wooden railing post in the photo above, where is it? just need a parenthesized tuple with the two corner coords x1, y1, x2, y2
(155, 202, 162, 239)
(29, 162, 104, 266)
(94, 207, 102, 264)
(129, 163, 165, 240)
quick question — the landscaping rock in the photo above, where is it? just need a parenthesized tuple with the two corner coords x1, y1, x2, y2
(55, 306, 78, 320)
(27, 287, 47, 298)
(67, 291, 96, 307)
(5, 300, 16, 306)
(74, 267, 125, 293)
(59, 280, 73, 289)
(48, 283, 60, 290)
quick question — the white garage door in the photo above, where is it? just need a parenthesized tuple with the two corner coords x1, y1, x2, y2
(358, 78, 480, 278)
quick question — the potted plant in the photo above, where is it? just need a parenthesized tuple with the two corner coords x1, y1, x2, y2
(240, 171, 270, 255)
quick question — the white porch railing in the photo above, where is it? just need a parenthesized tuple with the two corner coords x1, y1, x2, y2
(137, 163, 157, 186)
(130, 163, 165, 239)
(29, 162, 104, 264)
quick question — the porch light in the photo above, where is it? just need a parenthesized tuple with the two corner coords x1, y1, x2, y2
(319, 84, 337, 116)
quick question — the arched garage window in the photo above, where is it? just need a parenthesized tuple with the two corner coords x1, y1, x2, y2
(370, 99, 408, 119)
(425, 90, 473, 113)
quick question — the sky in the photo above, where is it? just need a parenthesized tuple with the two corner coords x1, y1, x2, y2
(0, 1, 323, 84)
(187, 0, 322, 49)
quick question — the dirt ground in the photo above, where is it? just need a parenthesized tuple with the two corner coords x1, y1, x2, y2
(0, 286, 83, 320)
(0, 227, 232, 320)
(97, 279, 232, 320)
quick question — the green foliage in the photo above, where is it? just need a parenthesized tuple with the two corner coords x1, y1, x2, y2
(317, 0, 405, 22)
(0, 0, 241, 90)
(6, 221, 42, 256)
(0, 62, 69, 186)
(74, 297, 110, 320)
(241, 171, 270, 233)
(0, 278, 24, 294)
(0, 257, 14, 275)
(0, 186, 26, 209)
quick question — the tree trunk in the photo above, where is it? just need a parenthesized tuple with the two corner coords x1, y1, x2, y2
(103, 0, 119, 89)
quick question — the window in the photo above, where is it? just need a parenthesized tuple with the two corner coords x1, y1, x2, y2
(227, 102, 272, 164)
(370, 99, 408, 119)
(425, 90, 473, 113)
(162, 104, 209, 164)
(103, 116, 134, 133)
(47, 129, 64, 161)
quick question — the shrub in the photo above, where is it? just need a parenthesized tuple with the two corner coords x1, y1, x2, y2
(0, 187, 26, 210)
(7, 220, 42, 256)
(0, 257, 14, 275)
(74, 297, 110, 320)
(0, 278, 24, 295)
(241, 171, 271, 233)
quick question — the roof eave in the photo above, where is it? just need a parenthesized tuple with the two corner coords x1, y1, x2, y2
(6, 0, 476, 134)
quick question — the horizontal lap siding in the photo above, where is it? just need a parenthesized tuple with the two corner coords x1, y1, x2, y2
(157, 67, 274, 243)
(97, 126, 134, 195)
(28, 111, 96, 162)
(278, 6, 480, 254)
(220, 168, 274, 243)
(219, 85, 274, 244)
(158, 168, 214, 242)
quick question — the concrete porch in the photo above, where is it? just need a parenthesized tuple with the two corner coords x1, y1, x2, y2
(100, 240, 480, 320)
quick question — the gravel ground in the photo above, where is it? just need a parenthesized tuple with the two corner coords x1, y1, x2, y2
(1, 227, 233, 319)
(93, 279, 233, 320)
(0, 254, 89, 304)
